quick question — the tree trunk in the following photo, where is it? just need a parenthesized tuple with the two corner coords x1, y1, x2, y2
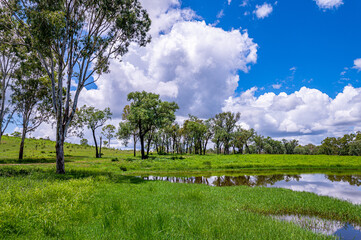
(99, 136, 102, 158)
(92, 129, 99, 158)
(245, 143, 250, 154)
(146, 135, 152, 155)
(19, 124, 27, 160)
(133, 134, 136, 157)
(140, 134, 146, 159)
(56, 123, 65, 174)
(203, 139, 208, 155)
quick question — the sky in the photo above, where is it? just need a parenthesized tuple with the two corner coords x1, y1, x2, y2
(7, 0, 361, 146)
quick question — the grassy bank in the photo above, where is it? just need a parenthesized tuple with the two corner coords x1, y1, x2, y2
(1, 136, 361, 239)
(1, 136, 361, 174)
(2, 168, 361, 239)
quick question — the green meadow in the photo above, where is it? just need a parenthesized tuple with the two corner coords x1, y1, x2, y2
(1, 135, 361, 239)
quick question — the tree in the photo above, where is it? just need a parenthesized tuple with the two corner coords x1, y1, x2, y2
(0, 5, 18, 143)
(253, 134, 264, 154)
(282, 139, 299, 154)
(11, 53, 51, 159)
(117, 121, 138, 157)
(4, 0, 151, 173)
(183, 116, 207, 155)
(319, 137, 338, 155)
(212, 112, 240, 154)
(78, 105, 112, 158)
(124, 91, 178, 159)
(80, 138, 88, 146)
(101, 124, 116, 148)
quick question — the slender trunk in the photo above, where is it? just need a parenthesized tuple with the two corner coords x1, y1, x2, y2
(140, 134, 145, 159)
(245, 143, 250, 154)
(146, 135, 152, 155)
(19, 126, 27, 160)
(92, 129, 99, 158)
(99, 136, 102, 158)
(133, 134, 136, 157)
(56, 123, 65, 174)
(199, 140, 202, 155)
(203, 139, 208, 155)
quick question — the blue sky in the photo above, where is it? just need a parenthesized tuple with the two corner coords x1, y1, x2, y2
(181, 0, 361, 97)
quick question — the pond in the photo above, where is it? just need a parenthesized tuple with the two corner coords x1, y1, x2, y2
(142, 173, 361, 239)
(142, 174, 361, 204)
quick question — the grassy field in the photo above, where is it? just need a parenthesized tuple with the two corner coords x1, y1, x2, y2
(1, 135, 361, 239)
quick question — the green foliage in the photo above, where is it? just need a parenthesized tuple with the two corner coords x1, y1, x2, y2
(80, 138, 88, 146)
(78, 105, 112, 158)
(11, 131, 21, 138)
(102, 124, 116, 147)
(124, 91, 179, 159)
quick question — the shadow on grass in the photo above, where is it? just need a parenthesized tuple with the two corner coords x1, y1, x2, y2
(0, 158, 74, 164)
(0, 167, 145, 184)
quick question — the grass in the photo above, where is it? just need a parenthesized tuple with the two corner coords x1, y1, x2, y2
(1, 135, 361, 239)
(2, 168, 359, 239)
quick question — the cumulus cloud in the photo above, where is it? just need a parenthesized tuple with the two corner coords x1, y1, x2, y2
(223, 85, 361, 144)
(314, 0, 343, 10)
(31, 0, 256, 148)
(353, 58, 361, 71)
(79, 0, 258, 119)
(253, 3, 273, 19)
(272, 84, 282, 89)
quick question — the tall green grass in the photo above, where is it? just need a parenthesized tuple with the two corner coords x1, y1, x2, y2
(1, 168, 353, 239)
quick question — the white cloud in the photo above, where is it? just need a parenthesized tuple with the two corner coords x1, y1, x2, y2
(223, 85, 361, 144)
(272, 84, 282, 89)
(314, 0, 343, 10)
(217, 9, 224, 19)
(253, 3, 273, 19)
(240, 0, 249, 7)
(78, 0, 258, 119)
(353, 58, 361, 71)
(228, 0, 232, 5)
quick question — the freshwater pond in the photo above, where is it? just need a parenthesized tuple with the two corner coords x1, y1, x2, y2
(142, 174, 361, 204)
(142, 173, 361, 239)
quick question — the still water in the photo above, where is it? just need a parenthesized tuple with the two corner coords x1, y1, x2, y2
(142, 174, 361, 204)
(143, 173, 361, 239)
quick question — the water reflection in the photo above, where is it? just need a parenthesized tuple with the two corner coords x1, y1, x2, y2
(142, 174, 361, 204)
(273, 215, 361, 240)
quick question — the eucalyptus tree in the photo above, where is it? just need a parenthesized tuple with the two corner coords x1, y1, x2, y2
(11, 53, 51, 159)
(101, 124, 116, 148)
(183, 116, 208, 155)
(117, 121, 138, 157)
(3, 0, 151, 173)
(282, 139, 299, 154)
(78, 105, 112, 158)
(124, 91, 178, 159)
(0, 4, 18, 143)
(212, 112, 240, 154)
(253, 134, 264, 154)
(202, 119, 213, 155)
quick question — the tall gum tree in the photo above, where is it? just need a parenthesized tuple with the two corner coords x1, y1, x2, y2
(78, 105, 112, 158)
(0, 4, 18, 143)
(124, 91, 179, 159)
(11, 53, 52, 159)
(3, 0, 151, 173)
